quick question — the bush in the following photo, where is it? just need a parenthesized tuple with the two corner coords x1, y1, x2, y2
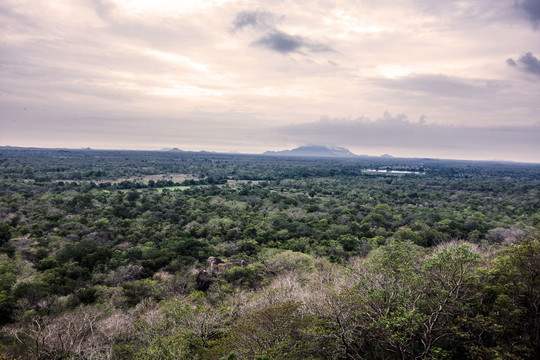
(265, 251, 315, 275)
(225, 265, 256, 287)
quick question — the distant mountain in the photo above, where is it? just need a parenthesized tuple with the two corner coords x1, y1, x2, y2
(264, 145, 358, 158)
(160, 147, 183, 152)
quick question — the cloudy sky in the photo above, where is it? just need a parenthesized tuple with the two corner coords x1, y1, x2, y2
(1, 0, 540, 162)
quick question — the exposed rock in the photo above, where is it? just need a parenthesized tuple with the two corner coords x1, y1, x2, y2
(206, 256, 224, 276)
(195, 257, 247, 291)
(195, 269, 213, 292)
(217, 259, 247, 272)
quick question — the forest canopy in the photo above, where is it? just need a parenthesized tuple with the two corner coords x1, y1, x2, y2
(0, 148, 539, 359)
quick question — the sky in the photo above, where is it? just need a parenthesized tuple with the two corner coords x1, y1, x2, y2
(1, 0, 540, 162)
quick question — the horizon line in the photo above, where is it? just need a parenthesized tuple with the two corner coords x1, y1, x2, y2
(1, 144, 539, 165)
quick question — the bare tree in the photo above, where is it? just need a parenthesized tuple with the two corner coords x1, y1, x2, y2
(4, 306, 134, 360)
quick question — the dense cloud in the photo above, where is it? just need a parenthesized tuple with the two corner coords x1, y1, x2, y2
(232, 9, 332, 54)
(253, 31, 332, 54)
(515, 0, 540, 27)
(507, 52, 540, 77)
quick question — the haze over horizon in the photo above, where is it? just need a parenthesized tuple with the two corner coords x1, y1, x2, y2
(1, 0, 540, 162)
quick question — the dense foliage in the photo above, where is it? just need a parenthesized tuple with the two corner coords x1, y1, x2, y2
(0, 148, 539, 359)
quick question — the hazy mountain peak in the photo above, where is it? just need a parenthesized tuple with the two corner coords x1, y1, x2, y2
(160, 147, 183, 152)
(264, 145, 357, 158)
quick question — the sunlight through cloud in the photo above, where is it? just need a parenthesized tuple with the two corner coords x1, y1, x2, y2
(111, 0, 237, 16)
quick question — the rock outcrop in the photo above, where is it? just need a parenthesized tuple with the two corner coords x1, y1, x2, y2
(195, 257, 248, 291)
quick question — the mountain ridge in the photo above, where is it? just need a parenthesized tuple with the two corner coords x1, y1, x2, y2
(263, 145, 359, 158)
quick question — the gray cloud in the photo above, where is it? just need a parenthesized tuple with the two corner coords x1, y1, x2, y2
(85, 0, 116, 20)
(506, 58, 517, 67)
(515, 0, 540, 27)
(231, 10, 280, 32)
(507, 52, 540, 77)
(232, 10, 333, 54)
(274, 113, 540, 161)
(253, 30, 332, 54)
(372, 74, 508, 98)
